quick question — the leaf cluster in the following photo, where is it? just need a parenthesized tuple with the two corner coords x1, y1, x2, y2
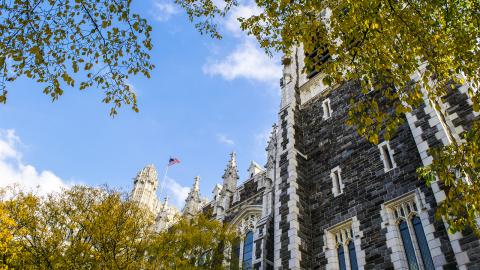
(147, 214, 237, 269)
(418, 122, 480, 236)
(0, 0, 154, 116)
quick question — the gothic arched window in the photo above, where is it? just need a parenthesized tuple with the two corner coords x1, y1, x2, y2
(242, 231, 254, 270)
(388, 195, 435, 270)
(328, 222, 360, 270)
(383, 193, 440, 270)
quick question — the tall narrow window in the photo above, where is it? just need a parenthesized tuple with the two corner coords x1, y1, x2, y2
(399, 220, 420, 270)
(338, 245, 347, 270)
(412, 216, 435, 270)
(348, 241, 358, 270)
(230, 238, 240, 270)
(243, 232, 254, 270)
(323, 99, 332, 119)
(383, 193, 439, 270)
(379, 141, 396, 171)
(331, 167, 343, 197)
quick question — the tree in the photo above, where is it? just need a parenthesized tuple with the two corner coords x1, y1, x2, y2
(0, 188, 30, 270)
(0, 186, 238, 269)
(0, 0, 154, 116)
(1, 186, 155, 269)
(147, 214, 238, 269)
(176, 0, 480, 234)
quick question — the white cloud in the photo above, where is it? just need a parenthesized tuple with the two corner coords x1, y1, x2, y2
(151, 0, 180, 21)
(201, 1, 282, 85)
(203, 39, 282, 84)
(252, 128, 271, 163)
(224, 3, 262, 36)
(217, 133, 235, 145)
(0, 129, 71, 195)
(163, 177, 190, 209)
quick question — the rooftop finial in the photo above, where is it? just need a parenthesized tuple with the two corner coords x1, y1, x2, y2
(230, 151, 237, 167)
(193, 176, 200, 192)
(163, 196, 169, 207)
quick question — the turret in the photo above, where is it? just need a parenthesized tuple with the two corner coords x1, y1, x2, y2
(131, 164, 160, 214)
(222, 152, 239, 192)
(183, 176, 205, 218)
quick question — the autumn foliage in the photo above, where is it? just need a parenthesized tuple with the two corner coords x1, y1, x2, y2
(0, 186, 236, 269)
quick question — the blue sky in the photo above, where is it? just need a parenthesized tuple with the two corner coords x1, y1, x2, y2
(0, 0, 281, 208)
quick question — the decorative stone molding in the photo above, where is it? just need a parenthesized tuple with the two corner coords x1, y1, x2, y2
(230, 205, 263, 236)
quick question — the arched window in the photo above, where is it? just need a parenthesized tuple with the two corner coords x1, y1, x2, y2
(348, 241, 358, 270)
(412, 216, 435, 270)
(328, 222, 360, 270)
(399, 219, 419, 270)
(383, 193, 438, 270)
(242, 231, 254, 270)
(337, 241, 358, 270)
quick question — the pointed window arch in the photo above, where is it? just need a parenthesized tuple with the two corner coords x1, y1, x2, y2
(325, 219, 362, 270)
(383, 193, 436, 270)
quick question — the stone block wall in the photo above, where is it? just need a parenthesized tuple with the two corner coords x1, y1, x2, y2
(297, 80, 461, 269)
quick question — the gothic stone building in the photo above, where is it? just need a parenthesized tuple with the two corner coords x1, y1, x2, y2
(132, 45, 480, 270)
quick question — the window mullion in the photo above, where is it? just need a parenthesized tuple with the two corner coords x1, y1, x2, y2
(344, 242, 351, 270)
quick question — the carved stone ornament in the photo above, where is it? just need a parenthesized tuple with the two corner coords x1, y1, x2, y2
(238, 213, 260, 235)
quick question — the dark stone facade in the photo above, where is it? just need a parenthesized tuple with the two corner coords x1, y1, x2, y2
(200, 63, 479, 269)
(300, 81, 449, 269)
(284, 77, 480, 269)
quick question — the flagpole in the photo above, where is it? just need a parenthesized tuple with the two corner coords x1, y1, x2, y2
(158, 164, 169, 200)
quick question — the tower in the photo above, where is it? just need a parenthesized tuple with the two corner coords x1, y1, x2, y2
(182, 176, 205, 218)
(131, 164, 160, 214)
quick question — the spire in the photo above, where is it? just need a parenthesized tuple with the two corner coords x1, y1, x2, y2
(222, 152, 239, 192)
(163, 196, 169, 208)
(230, 152, 237, 167)
(193, 176, 200, 192)
(183, 176, 204, 217)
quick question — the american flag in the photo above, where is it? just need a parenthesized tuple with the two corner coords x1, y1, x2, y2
(168, 157, 181, 166)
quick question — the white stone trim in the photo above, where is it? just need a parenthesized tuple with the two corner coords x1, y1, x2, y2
(378, 141, 397, 172)
(405, 97, 471, 268)
(331, 166, 344, 197)
(323, 98, 332, 119)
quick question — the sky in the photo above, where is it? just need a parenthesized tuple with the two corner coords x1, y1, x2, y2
(0, 0, 281, 209)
